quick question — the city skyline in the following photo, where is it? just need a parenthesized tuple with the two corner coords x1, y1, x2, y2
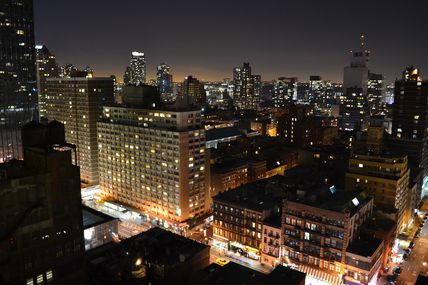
(34, 0, 428, 82)
(4, 1, 428, 284)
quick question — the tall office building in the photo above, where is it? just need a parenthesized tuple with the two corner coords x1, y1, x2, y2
(35, 45, 59, 118)
(346, 151, 411, 232)
(385, 83, 394, 105)
(60, 64, 78, 78)
(309, 76, 334, 115)
(0, 121, 84, 284)
(157, 63, 173, 101)
(182, 75, 206, 106)
(340, 36, 371, 131)
(296, 82, 310, 102)
(0, 0, 38, 162)
(124, 51, 146, 85)
(340, 87, 369, 131)
(233, 63, 261, 110)
(83, 66, 94, 77)
(367, 73, 385, 115)
(343, 35, 370, 94)
(390, 67, 428, 178)
(98, 104, 209, 223)
(273, 77, 297, 108)
(44, 75, 114, 185)
(123, 65, 131, 85)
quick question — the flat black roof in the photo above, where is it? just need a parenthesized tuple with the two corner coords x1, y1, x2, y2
(346, 237, 383, 257)
(213, 177, 286, 212)
(267, 265, 306, 284)
(263, 214, 281, 228)
(206, 127, 244, 141)
(82, 205, 117, 229)
(122, 227, 209, 266)
(191, 262, 305, 285)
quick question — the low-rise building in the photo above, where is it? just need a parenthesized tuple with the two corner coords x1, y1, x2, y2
(212, 179, 285, 260)
(282, 187, 374, 284)
(205, 127, 244, 149)
(261, 214, 282, 267)
(82, 206, 119, 251)
(86, 227, 210, 285)
(210, 159, 248, 197)
(345, 237, 383, 284)
(191, 262, 306, 285)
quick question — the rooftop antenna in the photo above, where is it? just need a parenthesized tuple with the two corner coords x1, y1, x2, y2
(360, 34, 365, 48)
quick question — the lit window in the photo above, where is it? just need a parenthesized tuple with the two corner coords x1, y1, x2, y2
(358, 164, 363, 168)
(46, 270, 53, 282)
(36, 274, 43, 284)
(26, 279, 34, 285)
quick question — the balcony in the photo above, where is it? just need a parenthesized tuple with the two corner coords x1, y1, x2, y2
(284, 241, 300, 251)
(268, 232, 280, 239)
(302, 248, 321, 258)
(268, 240, 280, 248)
(304, 214, 323, 224)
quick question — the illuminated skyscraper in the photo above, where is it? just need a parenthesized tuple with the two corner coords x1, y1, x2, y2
(182, 75, 206, 106)
(233, 63, 260, 110)
(44, 75, 114, 185)
(98, 105, 209, 222)
(0, 0, 38, 162)
(343, 35, 370, 94)
(273, 77, 297, 108)
(157, 63, 173, 101)
(60, 64, 78, 78)
(125, 51, 146, 85)
(35, 45, 59, 118)
(341, 36, 371, 131)
(340, 87, 369, 131)
(390, 67, 428, 179)
(367, 73, 385, 115)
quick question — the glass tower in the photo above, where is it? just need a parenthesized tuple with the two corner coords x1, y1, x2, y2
(0, 0, 38, 162)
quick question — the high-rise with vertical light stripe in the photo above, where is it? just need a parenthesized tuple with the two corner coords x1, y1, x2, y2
(0, 0, 38, 162)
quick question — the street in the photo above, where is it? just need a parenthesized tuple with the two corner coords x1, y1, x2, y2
(82, 186, 428, 285)
(209, 246, 272, 274)
(396, 216, 428, 285)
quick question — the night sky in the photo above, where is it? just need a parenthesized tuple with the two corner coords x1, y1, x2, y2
(34, 0, 428, 83)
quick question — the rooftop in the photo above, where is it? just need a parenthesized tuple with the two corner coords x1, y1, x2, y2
(206, 126, 244, 141)
(82, 205, 117, 229)
(191, 262, 265, 285)
(191, 263, 305, 285)
(263, 214, 282, 228)
(213, 176, 288, 212)
(267, 265, 306, 285)
(211, 159, 248, 174)
(346, 237, 383, 257)
(122, 227, 209, 266)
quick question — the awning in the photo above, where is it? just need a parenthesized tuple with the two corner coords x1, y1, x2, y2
(297, 264, 342, 285)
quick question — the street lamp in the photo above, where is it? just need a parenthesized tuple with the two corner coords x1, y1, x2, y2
(135, 257, 142, 266)
(423, 261, 427, 267)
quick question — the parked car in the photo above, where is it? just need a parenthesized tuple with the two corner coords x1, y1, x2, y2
(410, 241, 415, 248)
(393, 266, 402, 274)
(387, 274, 398, 282)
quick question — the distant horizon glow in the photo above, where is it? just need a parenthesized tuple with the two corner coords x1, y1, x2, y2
(34, 0, 428, 84)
